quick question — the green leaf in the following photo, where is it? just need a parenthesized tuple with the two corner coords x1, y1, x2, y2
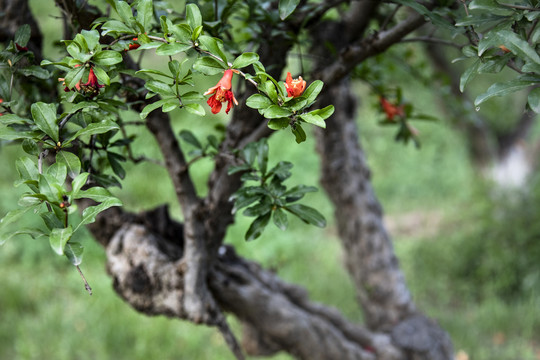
(243, 202, 272, 217)
(0, 228, 46, 245)
(246, 94, 273, 110)
(136, 0, 153, 31)
(16, 157, 39, 181)
(74, 186, 115, 202)
(56, 151, 81, 177)
(31, 102, 58, 142)
(67, 120, 120, 143)
(257, 139, 269, 174)
(263, 80, 278, 103)
(528, 87, 540, 114)
(301, 80, 323, 105)
(495, 30, 540, 66)
(22, 139, 40, 156)
(186, 3, 202, 30)
(284, 185, 317, 202)
(170, 24, 192, 43)
(278, 0, 300, 20)
(91, 66, 110, 86)
(0, 114, 31, 125)
(76, 198, 123, 230)
(311, 105, 334, 120)
(263, 105, 292, 119)
(64, 241, 84, 265)
(116, 0, 135, 24)
(232, 52, 259, 69)
(183, 103, 206, 116)
(198, 35, 228, 64)
(81, 29, 100, 51)
(299, 113, 325, 128)
(47, 162, 67, 184)
(267, 118, 289, 130)
(101, 20, 134, 35)
(193, 56, 228, 75)
(14, 24, 31, 47)
(460, 59, 481, 92)
(145, 80, 175, 95)
(39, 174, 62, 202)
(0, 206, 36, 229)
(291, 124, 306, 144)
(136, 68, 173, 79)
(272, 208, 288, 231)
(107, 152, 126, 179)
(17, 65, 51, 79)
(285, 204, 326, 227)
(0, 127, 39, 141)
(140, 98, 170, 119)
(41, 212, 64, 231)
(245, 212, 271, 241)
(49, 226, 73, 255)
(475, 78, 538, 106)
(65, 64, 86, 90)
(179, 130, 202, 148)
(156, 42, 193, 56)
(71, 172, 90, 200)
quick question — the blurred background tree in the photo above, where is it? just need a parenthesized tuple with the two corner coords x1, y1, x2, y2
(1, 0, 540, 359)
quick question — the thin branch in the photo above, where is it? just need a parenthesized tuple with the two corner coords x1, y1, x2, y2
(217, 317, 245, 360)
(317, 10, 429, 86)
(401, 36, 464, 49)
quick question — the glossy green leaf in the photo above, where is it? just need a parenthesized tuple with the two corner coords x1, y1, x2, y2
(77, 198, 123, 230)
(0, 206, 36, 229)
(301, 80, 323, 105)
(145, 80, 175, 95)
(284, 185, 317, 202)
(74, 186, 115, 202)
(198, 35, 228, 64)
(267, 118, 289, 130)
(22, 139, 39, 156)
(475, 78, 538, 106)
(460, 59, 480, 92)
(528, 87, 540, 114)
(245, 212, 271, 241)
(193, 56, 227, 75)
(291, 124, 306, 144)
(31, 102, 58, 142)
(136, 0, 153, 31)
(140, 98, 170, 119)
(246, 94, 273, 110)
(39, 174, 62, 202)
(41, 212, 64, 231)
(18, 65, 51, 79)
(299, 113, 325, 128)
(116, 0, 134, 24)
(65, 64, 86, 90)
(56, 151, 81, 177)
(495, 30, 540, 66)
(186, 3, 202, 30)
(0, 228, 46, 245)
(243, 202, 272, 217)
(14, 24, 31, 46)
(278, 0, 300, 20)
(47, 162, 67, 184)
(183, 103, 205, 116)
(156, 42, 193, 56)
(91, 66, 110, 86)
(263, 105, 292, 119)
(0, 127, 38, 141)
(64, 241, 84, 265)
(272, 208, 288, 231)
(49, 226, 73, 255)
(285, 203, 326, 227)
(232, 52, 259, 69)
(67, 120, 120, 143)
(16, 157, 39, 181)
(71, 172, 90, 199)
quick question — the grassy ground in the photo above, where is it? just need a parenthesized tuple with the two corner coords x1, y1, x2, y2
(1, 1, 540, 359)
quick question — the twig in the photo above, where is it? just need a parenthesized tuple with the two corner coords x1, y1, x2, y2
(217, 317, 245, 360)
(76, 265, 93, 295)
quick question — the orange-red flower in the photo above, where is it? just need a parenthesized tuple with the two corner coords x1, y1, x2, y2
(82, 67, 105, 89)
(126, 38, 140, 51)
(379, 96, 405, 121)
(285, 72, 306, 98)
(204, 69, 238, 114)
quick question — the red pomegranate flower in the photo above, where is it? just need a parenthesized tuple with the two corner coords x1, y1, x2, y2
(204, 69, 238, 114)
(285, 72, 306, 98)
(379, 96, 405, 121)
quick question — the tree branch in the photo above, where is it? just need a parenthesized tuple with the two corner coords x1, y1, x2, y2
(317, 11, 429, 86)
